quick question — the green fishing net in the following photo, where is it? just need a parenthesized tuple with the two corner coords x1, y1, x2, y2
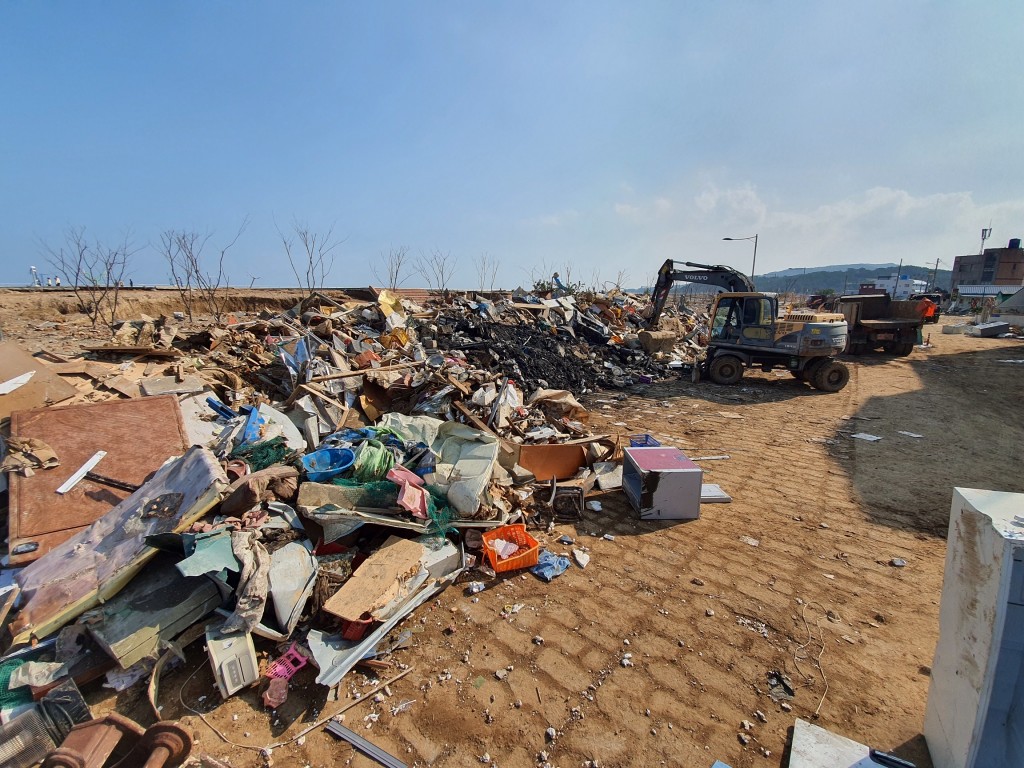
(329, 477, 456, 535)
(230, 436, 292, 471)
(0, 659, 33, 708)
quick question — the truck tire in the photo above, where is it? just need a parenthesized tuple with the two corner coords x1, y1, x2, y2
(893, 341, 914, 356)
(801, 357, 826, 382)
(811, 360, 850, 392)
(882, 341, 915, 356)
(708, 355, 744, 385)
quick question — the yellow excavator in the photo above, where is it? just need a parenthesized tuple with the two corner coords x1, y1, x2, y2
(648, 260, 851, 392)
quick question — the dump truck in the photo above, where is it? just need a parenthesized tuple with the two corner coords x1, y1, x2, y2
(648, 260, 851, 391)
(910, 292, 943, 324)
(826, 293, 925, 356)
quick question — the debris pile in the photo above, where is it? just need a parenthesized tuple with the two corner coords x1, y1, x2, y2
(0, 282, 724, 763)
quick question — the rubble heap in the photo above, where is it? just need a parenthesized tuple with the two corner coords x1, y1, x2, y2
(0, 283, 709, 765)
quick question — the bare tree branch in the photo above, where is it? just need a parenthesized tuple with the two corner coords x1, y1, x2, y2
(373, 246, 411, 290)
(278, 219, 340, 298)
(473, 252, 500, 292)
(414, 249, 457, 293)
(158, 218, 247, 323)
(43, 227, 136, 331)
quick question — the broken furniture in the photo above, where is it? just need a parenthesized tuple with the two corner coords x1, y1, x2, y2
(925, 488, 1024, 768)
(7, 395, 191, 564)
(85, 557, 223, 670)
(42, 713, 191, 768)
(622, 447, 703, 520)
(11, 446, 229, 645)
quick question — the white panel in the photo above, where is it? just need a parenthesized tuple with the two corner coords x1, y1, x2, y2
(924, 488, 1024, 768)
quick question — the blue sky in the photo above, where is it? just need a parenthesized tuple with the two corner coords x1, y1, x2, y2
(3, 1, 1022, 289)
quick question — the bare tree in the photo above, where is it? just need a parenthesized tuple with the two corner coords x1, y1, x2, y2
(473, 252, 499, 292)
(613, 268, 629, 291)
(415, 249, 457, 293)
(44, 227, 134, 330)
(159, 218, 247, 322)
(278, 221, 340, 297)
(160, 230, 204, 321)
(526, 260, 556, 294)
(373, 245, 411, 290)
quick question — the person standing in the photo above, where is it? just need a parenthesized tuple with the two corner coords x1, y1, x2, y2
(55, 276, 61, 287)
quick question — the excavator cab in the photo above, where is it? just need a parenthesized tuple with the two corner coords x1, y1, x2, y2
(709, 294, 776, 344)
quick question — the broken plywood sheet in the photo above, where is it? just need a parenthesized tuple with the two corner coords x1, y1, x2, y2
(86, 556, 222, 669)
(0, 341, 77, 420)
(7, 395, 191, 565)
(517, 443, 588, 481)
(322, 535, 426, 624)
(139, 375, 206, 397)
(11, 445, 228, 645)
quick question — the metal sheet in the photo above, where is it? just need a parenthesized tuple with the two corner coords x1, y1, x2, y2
(8, 395, 190, 564)
(325, 722, 407, 768)
(11, 446, 228, 645)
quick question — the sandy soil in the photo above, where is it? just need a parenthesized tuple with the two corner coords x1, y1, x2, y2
(3, 289, 1024, 768)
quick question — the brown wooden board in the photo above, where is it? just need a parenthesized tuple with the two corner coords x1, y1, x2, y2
(8, 395, 190, 565)
(322, 535, 425, 623)
(0, 341, 78, 420)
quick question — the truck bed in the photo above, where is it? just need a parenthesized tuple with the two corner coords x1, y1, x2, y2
(857, 318, 922, 330)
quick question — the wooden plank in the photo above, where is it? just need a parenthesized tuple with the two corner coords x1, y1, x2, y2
(8, 395, 191, 564)
(101, 375, 141, 398)
(139, 375, 205, 396)
(310, 361, 424, 382)
(82, 345, 181, 358)
(453, 401, 497, 436)
(87, 557, 221, 669)
(0, 341, 78, 420)
(322, 536, 425, 623)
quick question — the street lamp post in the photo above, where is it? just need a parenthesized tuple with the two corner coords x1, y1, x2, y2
(722, 234, 758, 280)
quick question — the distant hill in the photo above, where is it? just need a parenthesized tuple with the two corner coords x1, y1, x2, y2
(759, 263, 898, 278)
(755, 265, 951, 295)
(630, 263, 951, 296)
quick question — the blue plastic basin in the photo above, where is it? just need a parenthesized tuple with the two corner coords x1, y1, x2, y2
(301, 448, 355, 483)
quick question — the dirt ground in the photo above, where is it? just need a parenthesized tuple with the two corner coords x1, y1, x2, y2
(3, 289, 1024, 768)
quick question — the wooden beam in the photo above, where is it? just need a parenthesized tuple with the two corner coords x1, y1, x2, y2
(310, 361, 424, 382)
(453, 401, 497, 436)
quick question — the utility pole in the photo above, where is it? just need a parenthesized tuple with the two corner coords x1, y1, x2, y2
(930, 258, 940, 291)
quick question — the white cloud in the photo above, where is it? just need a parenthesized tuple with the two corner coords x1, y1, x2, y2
(521, 209, 580, 228)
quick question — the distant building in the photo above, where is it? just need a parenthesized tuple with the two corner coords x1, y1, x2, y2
(951, 239, 1024, 291)
(861, 274, 928, 299)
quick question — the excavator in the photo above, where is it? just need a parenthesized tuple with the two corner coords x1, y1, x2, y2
(647, 260, 851, 392)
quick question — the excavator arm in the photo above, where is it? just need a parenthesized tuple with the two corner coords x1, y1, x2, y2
(648, 260, 756, 327)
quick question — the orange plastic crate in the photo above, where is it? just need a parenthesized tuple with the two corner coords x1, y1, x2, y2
(481, 524, 540, 573)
